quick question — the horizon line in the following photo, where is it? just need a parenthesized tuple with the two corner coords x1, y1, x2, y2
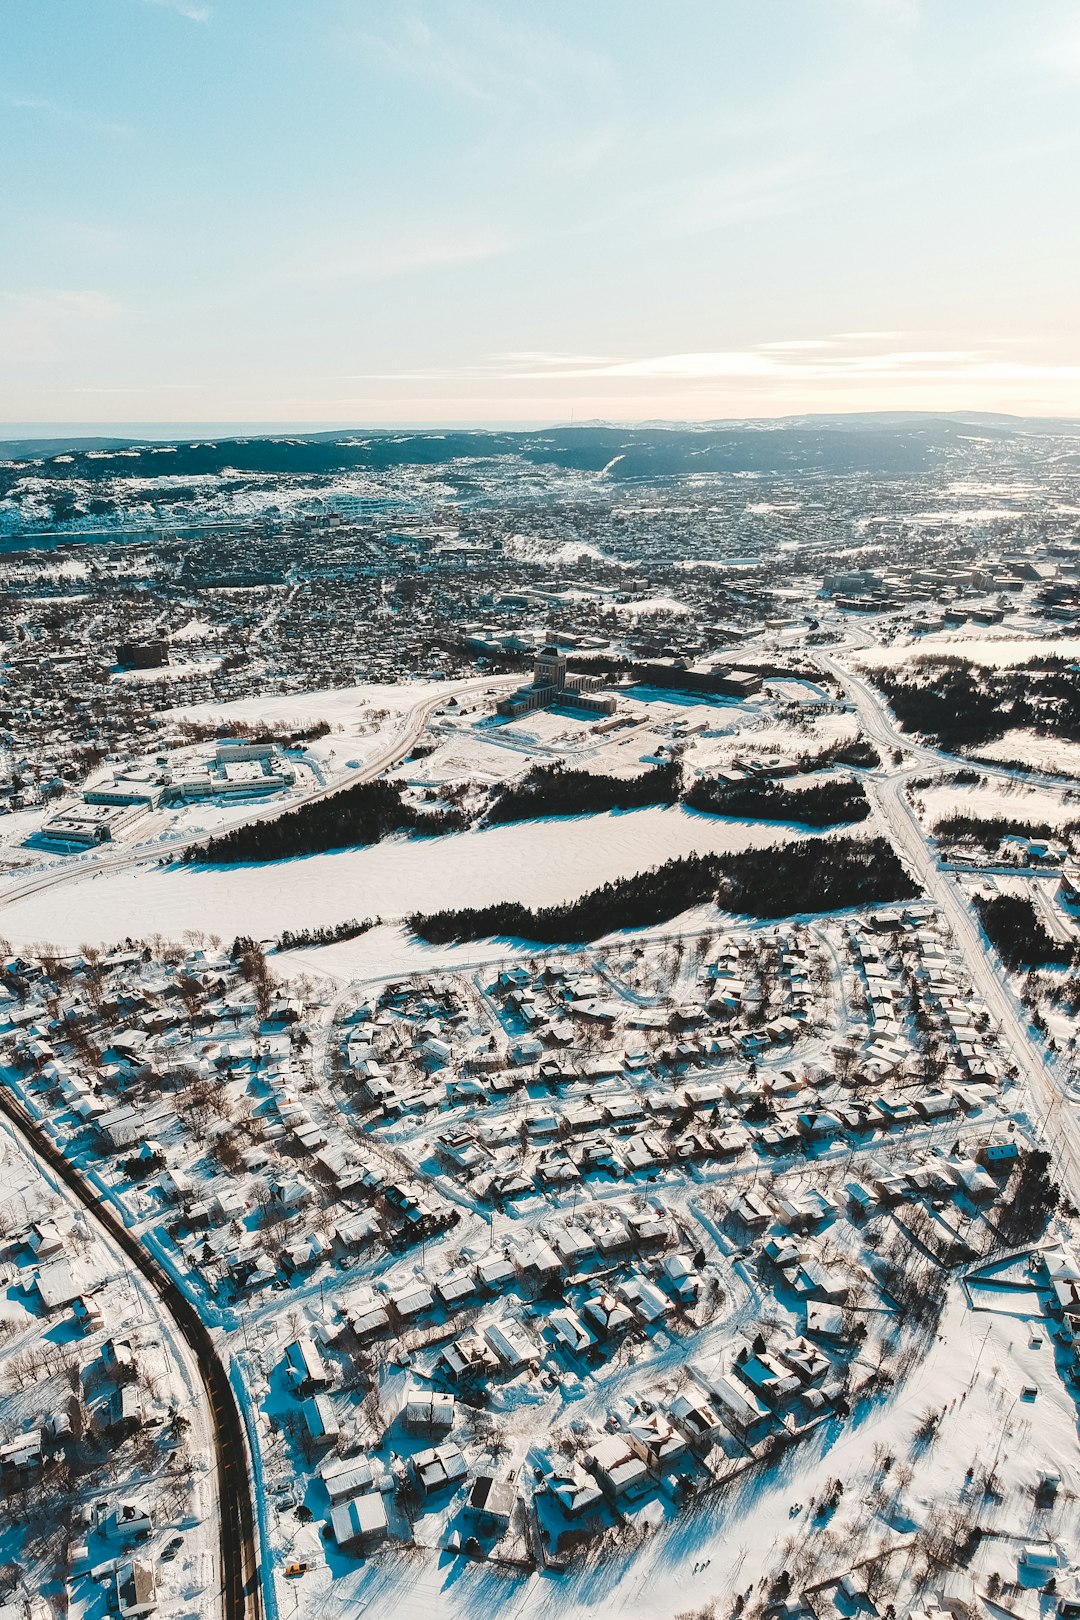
(4, 405, 1080, 446)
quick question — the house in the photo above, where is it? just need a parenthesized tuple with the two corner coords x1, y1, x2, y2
(583, 1292, 635, 1336)
(707, 1373, 773, 1437)
(403, 1389, 455, 1436)
(515, 1238, 563, 1284)
(437, 1334, 499, 1386)
(107, 1385, 143, 1435)
(543, 1459, 604, 1518)
(669, 1390, 724, 1446)
(734, 1350, 801, 1408)
(72, 1293, 104, 1332)
(342, 1294, 390, 1342)
(788, 1262, 849, 1303)
(0, 1430, 43, 1485)
(548, 1308, 596, 1355)
(950, 1158, 998, 1200)
(617, 1276, 671, 1325)
(661, 1253, 700, 1303)
(329, 1491, 388, 1554)
(628, 1207, 674, 1247)
(730, 1191, 771, 1230)
(303, 1394, 339, 1448)
(320, 1458, 376, 1503)
(268, 1177, 312, 1211)
(285, 1337, 330, 1393)
(433, 1268, 476, 1311)
(978, 1139, 1019, 1171)
(27, 1220, 67, 1260)
(115, 1559, 157, 1617)
(34, 1259, 81, 1312)
(774, 1336, 830, 1385)
(626, 1411, 688, 1471)
(548, 1222, 597, 1267)
(587, 1435, 650, 1499)
(106, 1500, 153, 1541)
(386, 1279, 436, 1320)
(466, 1469, 518, 1534)
(482, 1319, 537, 1372)
(804, 1301, 847, 1342)
(409, 1442, 468, 1497)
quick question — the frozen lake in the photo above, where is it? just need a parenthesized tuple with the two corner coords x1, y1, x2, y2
(3, 805, 834, 950)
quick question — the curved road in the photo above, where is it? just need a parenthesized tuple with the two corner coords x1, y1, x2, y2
(0, 1084, 262, 1620)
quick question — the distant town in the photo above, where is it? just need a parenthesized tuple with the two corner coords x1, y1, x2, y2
(1, 417, 1080, 1620)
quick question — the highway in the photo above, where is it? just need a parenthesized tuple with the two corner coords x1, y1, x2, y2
(0, 674, 516, 917)
(0, 1082, 262, 1620)
(812, 644, 1080, 1205)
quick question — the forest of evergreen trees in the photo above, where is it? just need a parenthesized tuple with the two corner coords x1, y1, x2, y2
(409, 854, 723, 944)
(714, 835, 918, 918)
(276, 916, 378, 951)
(188, 779, 465, 864)
(685, 775, 870, 827)
(410, 835, 919, 944)
(972, 892, 1073, 968)
(876, 658, 1080, 751)
(933, 813, 1067, 851)
(486, 760, 681, 824)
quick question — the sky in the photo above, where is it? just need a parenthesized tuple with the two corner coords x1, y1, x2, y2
(3, 0, 1080, 431)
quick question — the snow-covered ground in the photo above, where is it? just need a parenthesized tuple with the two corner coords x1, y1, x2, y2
(859, 633, 1080, 670)
(915, 778, 1080, 831)
(970, 731, 1080, 777)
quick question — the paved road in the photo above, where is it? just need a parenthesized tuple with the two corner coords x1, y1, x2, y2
(0, 675, 515, 916)
(0, 1084, 262, 1620)
(812, 645, 1080, 1204)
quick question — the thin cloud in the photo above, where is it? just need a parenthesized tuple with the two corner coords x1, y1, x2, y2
(2, 93, 134, 139)
(348, 337, 1080, 392)
(272, 229, 515, 290)
(136, 0, 211, 21)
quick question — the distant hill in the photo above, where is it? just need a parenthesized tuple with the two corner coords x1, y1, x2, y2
(0, 437, 140, 458)
(2, 412, 1078, 488)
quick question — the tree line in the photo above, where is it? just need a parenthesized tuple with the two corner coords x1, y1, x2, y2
(973, 892, 1073, 969)
(876, 658, 1080, 752)
(934, 813, 1078, 852)
(187, 778, 465, 864)
(409, 836, 918, 944)
(685, 775, 870, 827)
(276, 916, 379, 951)
(486, 760, 681, 824)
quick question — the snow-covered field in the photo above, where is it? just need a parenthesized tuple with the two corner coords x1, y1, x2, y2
(969, 730, 1080, 777)
(859, 632, 1080, 670)
(915, 778, 1080, 830)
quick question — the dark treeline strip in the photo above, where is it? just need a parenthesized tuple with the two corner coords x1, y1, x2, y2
(685, 775, 870, 827)
(714, 836, 918, 918)
(486, 761, 680, 825)
(175, 718, 331, 746)
(409, 836, 919, 944)
(810, 737, 881, 770)
(933, 814, 1078, 851)
(410, 855, 723, 944)
(876, 661, 1080, 752)
(973, 892, 1074, 969)
(187, 779, 465, 864)
(277, 917, 379, 951)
